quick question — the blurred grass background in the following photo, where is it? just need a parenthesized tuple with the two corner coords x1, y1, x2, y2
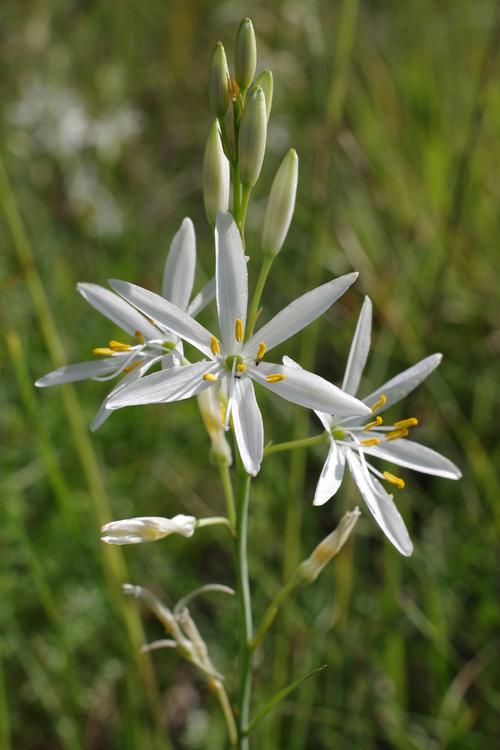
(1, 0, 500, 748)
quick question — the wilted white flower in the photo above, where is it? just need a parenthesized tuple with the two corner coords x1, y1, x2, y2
(101, 515, 196, 544)
(286, 296, 462, 556)
(106, 212, 370, 477)
(36, 218, 215, 429)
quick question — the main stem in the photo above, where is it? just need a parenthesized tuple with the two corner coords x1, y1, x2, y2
(235, 472, 253, 748)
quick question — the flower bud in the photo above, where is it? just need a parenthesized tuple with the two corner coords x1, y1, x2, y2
(234, 18, 256, 91)
(101, 515, 196, 544)
(238, 86, 267, 188)
(254, 69, 273, 119)
(262, 149, 298, 256)
(203, 120, 230, 226)
(197, 386, 232, 466)
(208, 42, 230, 116)
(295, 508, 360, 585)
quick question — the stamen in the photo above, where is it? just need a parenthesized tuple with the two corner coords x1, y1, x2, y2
(203, 373, 218, 382)
(93, 347, 114, 356)
(210, 336, 221, 356)
(385, 428, 409, 442)
(235, 318, 244, 342)
(236, 363, 247, 373)
(364, 416, 383, 431)
(265, 374, 286, 383)
(383, 471, 405, 489)
(124, 361, 141, 374)
(371, 394, 387, 413)
(393, 417, 419, 429)
(135, 331, 145, 344)
(256, 342, 267, 361)
(360, 437, 380, 447)
(109, 340, 132, 352)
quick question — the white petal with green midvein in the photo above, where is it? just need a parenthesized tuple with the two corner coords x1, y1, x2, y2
(108, 361, 217, 407)
(78, 283, 160, 340)
(162, 217, 196, 310)
(362, 439, 462, 480)
(362, 353, 443, 413)
(215, 212, 248, 350)
(231, 378, 264, 476)
(342, 295, 372, 396)
(36, 358, 119, 386)
(313, 442, 346, 506)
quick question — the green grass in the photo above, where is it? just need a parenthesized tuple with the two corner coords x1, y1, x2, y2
(1, 0, 500, 747)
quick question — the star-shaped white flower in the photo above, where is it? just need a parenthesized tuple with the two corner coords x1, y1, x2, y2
(285, 296, 462, 556)
(35, 218, 214, 429)
(107, 212, 371, 476)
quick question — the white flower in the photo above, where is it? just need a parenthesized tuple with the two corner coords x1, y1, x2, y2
(101, 515, 196, 544)
(35, 218, 215, 430)
(107, 212, 370, 477)
(285, 296, 462, 557)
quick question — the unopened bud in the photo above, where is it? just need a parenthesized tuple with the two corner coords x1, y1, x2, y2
(262, 148, 298, 256)
(238, 86, 267, 188)
(101, 515, 196, 544)
(295, 508, 360, 585)
(197, 386, 232, 466)
(234, 18, 256, 91)
(203, 121, 230, 226)
(254, 69, 273, 119)
(209, 42, 230, 116)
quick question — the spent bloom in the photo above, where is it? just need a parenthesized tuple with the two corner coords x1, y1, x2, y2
(286, 296, 461, 556)
(36, 218, 214, 429)
(106, 212, 370, 477)
(101, 515, 196, 545)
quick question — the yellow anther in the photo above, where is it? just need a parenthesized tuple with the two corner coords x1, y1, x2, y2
(393, 417, 419, 429)
(203, 373, 218, 382)
(383, 471, 405, 489)
(360, 437, 381, 447)
(109, 340, 132, 352)
(236, 363, 247, 373)
(256, 342, 267, 361)
(124, 361, 141, 374)
(385, 428, 409, 442)
(134, 331, 145, 344)
(371, 394, 387, 413)
(364, 416, 383, 431)
(235, 318, 244, 342)
(93, 347, 114, 356)
(210, 336, 221, 356)
(265, 374, 286, 384)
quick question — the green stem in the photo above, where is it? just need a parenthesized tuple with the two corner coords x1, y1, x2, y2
(245, 254, 274, 340)
(235, 473, 253, 748)
(232, 163, 242, 220)
(219, 464, 237, 528)
(237, 184, 251, 238)
(252, 578, 297, 651)
(264, 433, 329, 457)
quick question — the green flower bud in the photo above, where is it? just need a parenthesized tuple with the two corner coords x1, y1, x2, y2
(234, 18, 256, 91)
(254, 69, 273, 119)
(203, 120, 230, 226)
(262, 148, 299, 256)
(238, 86, 267, 188)
(209, 42, 230, 116)
(295, 508, 360, 585)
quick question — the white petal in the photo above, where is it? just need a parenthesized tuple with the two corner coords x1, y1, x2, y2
(162, 217, 196, 310)
(107, 361, 217, 408)
(251, 362, 371, 416)
(109, 280, 214, 358)
(342, 296, 372, 396)
(346, 451, 413, 556)
(244, 273, 358, 356)
(77, 283, 160, 340)
(282, 355, 333, 431)
(35, 357, 119, 387)
(231, 378, 263, 477)
(362, 439, 462, 480)
(215, 212, 248, 350)
(187, 277, 216, 317)
(363, 353, 442, 413)
(313, 441, 346, 506)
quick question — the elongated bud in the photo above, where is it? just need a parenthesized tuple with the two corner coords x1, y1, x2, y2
(209, 42, 230, 116)
(197, 386, 232, 466)
(295, 508, 360, 585)
(254, 69, 273, 119)
(101, 515, 196, 544)
(234, 18, 256, 91)
(262, 149, 298, 256)
(203, 121, 230, 226)
(238, 86, 267, 188)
